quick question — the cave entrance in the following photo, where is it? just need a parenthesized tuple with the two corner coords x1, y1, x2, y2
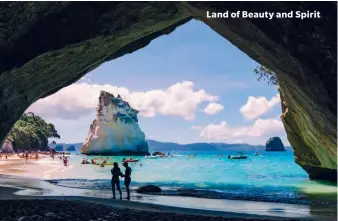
(2, 1, 336, 206)
(21, 20, 321, 205)
(1, 2, 336, 183)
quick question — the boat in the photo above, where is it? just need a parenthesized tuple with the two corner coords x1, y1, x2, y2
(228, 155, 248, 159)
(122, 159, 140, 163)
(254, 152, 260, 156)
(145, 155, 159, 159)
(228, 152, 248, 160)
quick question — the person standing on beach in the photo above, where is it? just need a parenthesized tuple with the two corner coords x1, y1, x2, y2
(25, 153, 28, 163)
(122, 162, 132, 200)
(111, 162, 123, 200)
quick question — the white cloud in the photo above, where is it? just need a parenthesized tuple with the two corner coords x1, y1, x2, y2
(240, 94, 280, 120)
(203, 102, 224, 115)
(27, 81, 218, 121)
(198, 118, 285, 145)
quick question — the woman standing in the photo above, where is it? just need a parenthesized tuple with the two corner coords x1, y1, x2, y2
(111, 162, 123, 200)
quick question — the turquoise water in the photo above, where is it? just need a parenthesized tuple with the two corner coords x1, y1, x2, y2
(47, 150, 337, 205)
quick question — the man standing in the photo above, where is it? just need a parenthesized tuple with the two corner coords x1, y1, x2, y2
(122, 162, 132, 200)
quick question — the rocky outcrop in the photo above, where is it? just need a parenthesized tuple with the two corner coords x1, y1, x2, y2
(1, 139, 15, 153)
(80, 91, 149, 156)
(0, 2, 336, 181)
(136, 185, 162, 194)
(265, 137, 286, 152)
(152, 151, 166, 156)
(66, 145, 76, 152)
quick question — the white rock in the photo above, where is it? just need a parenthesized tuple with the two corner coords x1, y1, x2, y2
(81, 91, 149, 155)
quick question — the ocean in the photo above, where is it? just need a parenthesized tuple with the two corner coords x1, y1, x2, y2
(45, 150, 337, 206)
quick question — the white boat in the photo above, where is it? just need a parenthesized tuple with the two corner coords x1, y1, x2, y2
(145, 155, 159, 159)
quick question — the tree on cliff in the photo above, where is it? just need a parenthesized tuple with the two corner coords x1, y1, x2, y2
(254, 65, 278, 85)
(6, 113, 60, 150)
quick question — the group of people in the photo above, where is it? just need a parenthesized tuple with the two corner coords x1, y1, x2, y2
(111, 161, 132, 200)
(56, 153, 69, 166)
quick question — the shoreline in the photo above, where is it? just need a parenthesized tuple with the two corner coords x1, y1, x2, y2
(0, 154, 336, 220)
(46, 178, 337, 206)
(0, 185, 319, 221)
(0, 174, 336, 221)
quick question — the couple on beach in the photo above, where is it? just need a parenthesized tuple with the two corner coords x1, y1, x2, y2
(111, 161, 132, 200)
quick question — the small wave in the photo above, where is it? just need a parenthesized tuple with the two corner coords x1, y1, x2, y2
(46, 179, 319, 205)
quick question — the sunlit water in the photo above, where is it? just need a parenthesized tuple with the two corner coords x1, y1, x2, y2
(45, 150, 337, 205)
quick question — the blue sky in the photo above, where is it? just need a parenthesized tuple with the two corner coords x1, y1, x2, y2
(28, 20, 288, 145)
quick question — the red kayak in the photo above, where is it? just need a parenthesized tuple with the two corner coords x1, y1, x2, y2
(122, 159, 139, 163)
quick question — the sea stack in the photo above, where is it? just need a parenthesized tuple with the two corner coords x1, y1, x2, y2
(66, 145, 76, 151)
(265, 137, 286, 151)
(81, 91, 149, 156)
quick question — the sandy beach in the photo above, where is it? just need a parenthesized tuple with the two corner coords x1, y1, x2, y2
(0, 154, 53, 177)
(0, 155, 336, 221)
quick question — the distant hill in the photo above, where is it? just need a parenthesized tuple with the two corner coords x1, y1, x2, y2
(51, 140, 292, 153)
(147, 140, 293, 153)
(49, 142, 82, 152)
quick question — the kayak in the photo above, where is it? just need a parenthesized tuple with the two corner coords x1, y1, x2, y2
(228, 155, 248, 159)
(122, 159, 139, 163)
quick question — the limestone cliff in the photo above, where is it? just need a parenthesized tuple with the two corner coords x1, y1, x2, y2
(81, 91, 149, 156)
(0, 2, 336, 181)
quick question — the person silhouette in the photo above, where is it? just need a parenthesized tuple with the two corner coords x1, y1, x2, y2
(111, 162, 123, 200)
(122, 162, 132, 200)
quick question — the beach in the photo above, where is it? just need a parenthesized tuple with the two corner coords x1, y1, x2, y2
(0, 153, 336, 221)
(0, 154, 57, 178)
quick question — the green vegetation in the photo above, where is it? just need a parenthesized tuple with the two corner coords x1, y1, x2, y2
(6, 112, 60, 150)
(254, 65, 278, 85)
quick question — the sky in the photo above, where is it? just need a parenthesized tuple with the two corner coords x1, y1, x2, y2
(27, 20, 289, 146)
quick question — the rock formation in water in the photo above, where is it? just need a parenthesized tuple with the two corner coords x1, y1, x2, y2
(136, 185, 162, 194)
(152, 151, 166, 157)
(265, 137, 286, 152)
(81, 91, 149, 156)
(1, 139, 15, 153)
(66, 145, 76, 152)
(0, 2, 336, 181)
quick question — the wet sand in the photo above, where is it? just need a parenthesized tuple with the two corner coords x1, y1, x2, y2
(0, 186, 312, 221)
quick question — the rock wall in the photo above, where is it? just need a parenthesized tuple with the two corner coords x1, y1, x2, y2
(0, 2, 336, 181)
(80, 91, 149, 156)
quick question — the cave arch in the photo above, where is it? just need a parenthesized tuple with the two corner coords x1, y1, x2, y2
(0, 2, 336, 181)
